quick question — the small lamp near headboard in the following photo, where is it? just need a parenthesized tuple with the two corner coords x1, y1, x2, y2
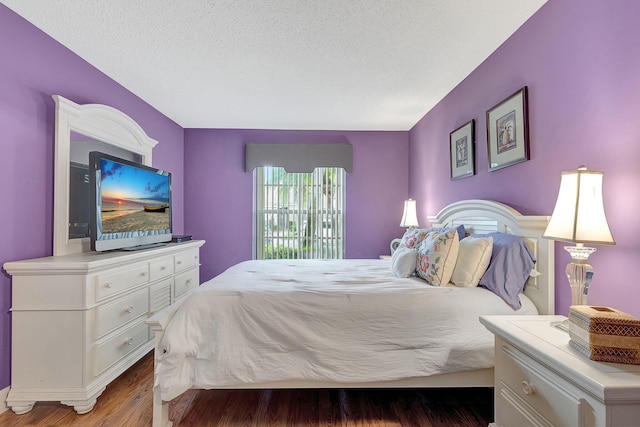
(543, 166, 615, 310)
(390, 199, 420, 254)
(400, 199, 419, 228)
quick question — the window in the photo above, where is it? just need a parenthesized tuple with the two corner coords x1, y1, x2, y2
(254, 167, 345, 260)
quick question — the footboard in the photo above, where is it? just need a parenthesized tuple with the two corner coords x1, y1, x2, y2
(145, 299, 186, 427)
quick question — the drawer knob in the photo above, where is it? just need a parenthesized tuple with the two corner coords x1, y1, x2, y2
(161, 266, 166, 270)
(105, 282, 112, 288)
(521, 381, 535, 395)
(125, 306, 134, 313)
(141, 272, 147, 277)
(186, 279, 192, 285)
(125, 337, 133, 346)
(177, 261, 182, 265)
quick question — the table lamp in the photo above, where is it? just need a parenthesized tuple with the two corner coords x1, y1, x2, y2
(543, 166, 615, 309)
(400, 198, 419, 228)
(390, 199, 420, 254)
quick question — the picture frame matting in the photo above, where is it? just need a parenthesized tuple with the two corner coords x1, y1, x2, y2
(486, 86, 529, 171)
(449, 119, 476, 180)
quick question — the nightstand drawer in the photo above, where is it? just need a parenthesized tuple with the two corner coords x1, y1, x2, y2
(482, 315, 640, 427)
(496, 340, 583, 427)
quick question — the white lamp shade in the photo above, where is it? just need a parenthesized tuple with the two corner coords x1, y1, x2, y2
(543, 168, 615, 245)
(400, 199, 419, 228)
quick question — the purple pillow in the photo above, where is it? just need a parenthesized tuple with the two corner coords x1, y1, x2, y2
(436, 224, 466, 242)
(471, 232, 535, 310)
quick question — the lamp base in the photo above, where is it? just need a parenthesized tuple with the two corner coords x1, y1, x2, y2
(549, 245, 596, 333)
(565, 245, 595, 307)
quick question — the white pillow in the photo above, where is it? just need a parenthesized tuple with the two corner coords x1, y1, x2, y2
(415, 229, 459, 286)
(390, 245, 418, 278)
(450, 236, 493, 287)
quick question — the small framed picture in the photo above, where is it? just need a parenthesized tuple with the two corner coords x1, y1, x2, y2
(449, 119, 475, 180)
(486, 86, 529, 171)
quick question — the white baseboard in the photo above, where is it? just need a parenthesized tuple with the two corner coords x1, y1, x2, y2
(0, 386, 9, 414)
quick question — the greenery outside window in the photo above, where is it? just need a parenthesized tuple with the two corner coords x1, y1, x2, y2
(254, 166, 345, 260)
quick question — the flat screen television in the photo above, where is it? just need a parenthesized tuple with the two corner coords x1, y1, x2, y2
(89, 151, 172, 251)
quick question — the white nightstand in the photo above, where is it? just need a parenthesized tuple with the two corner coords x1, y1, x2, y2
(480, 315, 640, 427)
(379, 255, 391, 260)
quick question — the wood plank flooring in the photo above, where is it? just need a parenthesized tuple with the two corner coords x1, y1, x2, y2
(0, 352, 494, 426)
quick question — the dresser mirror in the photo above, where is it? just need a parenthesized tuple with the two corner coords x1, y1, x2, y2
(68, 133, 142, 240)
(53, 95, 157, 255)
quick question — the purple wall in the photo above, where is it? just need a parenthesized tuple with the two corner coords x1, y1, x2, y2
(184, 129, 409, 281)
(409, 0, 640, 317)
(3, 0, 638, 401)
(0, 6, 185, 391)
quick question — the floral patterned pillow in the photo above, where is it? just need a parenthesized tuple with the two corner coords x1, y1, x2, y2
(416, 229, 460, 286)
(399, 227, 433, 250)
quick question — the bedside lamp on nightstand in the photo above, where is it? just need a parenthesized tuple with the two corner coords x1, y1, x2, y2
(400, 198, 420, 228)
(390, 199, 420, 254)
(543, 167, 615, 310)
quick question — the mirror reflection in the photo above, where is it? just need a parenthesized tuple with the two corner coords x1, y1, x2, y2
(68, 131, 141, 239)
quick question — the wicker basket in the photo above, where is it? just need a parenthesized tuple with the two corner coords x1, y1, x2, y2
(568, 305, 640, 365)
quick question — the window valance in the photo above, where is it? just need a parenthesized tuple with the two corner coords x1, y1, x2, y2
(245, 142, 353, 173)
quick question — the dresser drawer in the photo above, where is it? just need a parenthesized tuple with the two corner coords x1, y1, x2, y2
(95, 264, 149, 301)
(174, 268, 198, 300)
(496, 341, 583, 427)
(95, 288, 149, 338)
(174, 250, 199, 272)
(95, 320, 149, 376)
(150, 278, 173, 316)
(149, 256, 174, 281)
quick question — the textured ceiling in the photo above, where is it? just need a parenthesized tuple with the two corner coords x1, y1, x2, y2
(2, 0, 546, 130)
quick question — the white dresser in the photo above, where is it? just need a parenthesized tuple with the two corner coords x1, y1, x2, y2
(3, 240, 205, 415)
(480, 315, 640, 427)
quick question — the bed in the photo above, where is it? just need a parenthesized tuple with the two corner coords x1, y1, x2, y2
(146, 199, 554, 427)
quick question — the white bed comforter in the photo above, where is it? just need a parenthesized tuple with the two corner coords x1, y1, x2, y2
(156, 259, 537, 401)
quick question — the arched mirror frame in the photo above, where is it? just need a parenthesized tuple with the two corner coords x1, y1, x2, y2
(53, 95, 158, 256)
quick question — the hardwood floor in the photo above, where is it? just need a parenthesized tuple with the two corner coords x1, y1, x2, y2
(0, 352, 494, 426)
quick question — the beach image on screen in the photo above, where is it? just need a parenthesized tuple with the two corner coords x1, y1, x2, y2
(99, 159, 170, 234)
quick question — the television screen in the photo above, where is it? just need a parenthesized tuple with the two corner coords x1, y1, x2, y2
(89, 151, 172, 251)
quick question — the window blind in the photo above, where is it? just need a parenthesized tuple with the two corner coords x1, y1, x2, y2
(255, 167, 345, 260)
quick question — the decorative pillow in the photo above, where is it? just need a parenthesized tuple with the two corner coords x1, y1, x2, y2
(450, 236, 493, 287)
(471, 232, 536, 309)
(399, 227, 432, 250)
(415, 229, 460, 286)
(390, 245, 418, 278)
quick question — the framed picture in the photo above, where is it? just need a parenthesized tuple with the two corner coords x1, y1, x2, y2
(486, 86, 529, 171)
(449, 119, 475, 180)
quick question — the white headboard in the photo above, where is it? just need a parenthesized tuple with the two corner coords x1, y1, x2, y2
(427, 199, 554, 315)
